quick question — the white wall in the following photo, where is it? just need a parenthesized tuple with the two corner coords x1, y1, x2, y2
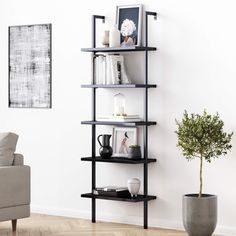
(1, 0, 236, 235)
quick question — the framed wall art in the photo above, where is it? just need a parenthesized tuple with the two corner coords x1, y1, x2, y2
(9, 23, 52, 108)
(112, 127, 138, 157)
(116, 4, 142, 46)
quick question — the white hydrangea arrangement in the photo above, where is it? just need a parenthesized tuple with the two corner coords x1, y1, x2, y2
(121, 19, 136, 37)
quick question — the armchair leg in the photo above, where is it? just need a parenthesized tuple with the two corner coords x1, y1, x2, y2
(12, 219, 17, 232)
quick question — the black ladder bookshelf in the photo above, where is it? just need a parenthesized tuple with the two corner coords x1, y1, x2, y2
(81, 12, 157, 229)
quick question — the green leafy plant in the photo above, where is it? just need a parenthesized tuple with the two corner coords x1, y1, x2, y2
(129, 145, 140, 148)
(175, 110, 233, 197)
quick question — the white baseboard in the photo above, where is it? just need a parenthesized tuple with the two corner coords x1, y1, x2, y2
(31, 205, 236, 236)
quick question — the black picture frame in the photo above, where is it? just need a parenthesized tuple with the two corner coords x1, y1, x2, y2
(116, 4, 142, 46)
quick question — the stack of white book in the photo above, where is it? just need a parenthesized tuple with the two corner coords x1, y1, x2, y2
(94, 55, 106, 85)
(93, 54, 131, 85)
(97, 115, 142, 122)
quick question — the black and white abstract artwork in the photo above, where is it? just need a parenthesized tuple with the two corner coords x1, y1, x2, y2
(9, 24, 51, 108)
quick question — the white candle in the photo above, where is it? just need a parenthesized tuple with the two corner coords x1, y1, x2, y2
(109, 25, 120, 48)
(118, 106, 124, 115)
(115, 106, 124, 116)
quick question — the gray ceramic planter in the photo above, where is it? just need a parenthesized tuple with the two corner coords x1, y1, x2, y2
(128, 146, 141, 159)
(183, 194, 217, 236)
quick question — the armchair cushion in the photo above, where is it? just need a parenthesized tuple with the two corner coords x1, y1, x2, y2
(0, 132, 18, 166)
(0, 165, 30, 208)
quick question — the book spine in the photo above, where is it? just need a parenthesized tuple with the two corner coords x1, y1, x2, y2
(102, 56, 106, 84)
(98, 56, 102, 84)
(110, 55, 116, 84)
(106, 55, 112, 84)
(120, 55, 131, 84)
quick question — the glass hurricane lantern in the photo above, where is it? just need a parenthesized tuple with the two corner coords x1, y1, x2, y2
(113, 93, 126, 116)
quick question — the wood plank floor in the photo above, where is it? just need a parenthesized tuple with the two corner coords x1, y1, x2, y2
(0, 213, 196, 236)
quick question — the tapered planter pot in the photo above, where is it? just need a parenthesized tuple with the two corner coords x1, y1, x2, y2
(183, 194, 217, 236)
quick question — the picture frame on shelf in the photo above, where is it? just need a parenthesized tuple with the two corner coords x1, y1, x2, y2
(112, 127, 138, 157)
(116, 4, 142, 47)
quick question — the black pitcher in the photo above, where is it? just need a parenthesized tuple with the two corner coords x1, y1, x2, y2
(97, 134, 113, 159)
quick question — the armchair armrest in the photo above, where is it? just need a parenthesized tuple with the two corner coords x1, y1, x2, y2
(0, 166, 30, 208)
(13, 154, 24, 166)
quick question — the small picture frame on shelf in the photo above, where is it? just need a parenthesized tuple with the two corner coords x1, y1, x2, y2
(112, 127, 138, 157)
(116, 4, 142, 47)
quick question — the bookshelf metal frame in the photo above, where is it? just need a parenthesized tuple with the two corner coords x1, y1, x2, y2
(81, 12, 157, 229)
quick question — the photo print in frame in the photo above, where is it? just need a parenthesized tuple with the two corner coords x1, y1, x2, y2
(112, 127, 138, 157)
(9, 23, 52, 108)
(116, 4, 142, 46)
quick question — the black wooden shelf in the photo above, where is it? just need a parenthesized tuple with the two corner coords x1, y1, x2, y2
(81, 157, 157, 164)
(81, 46, 157, 53)
(81, 193, 156, 202)
(81, 84, 157, 88)
(81, 121, 157, 127)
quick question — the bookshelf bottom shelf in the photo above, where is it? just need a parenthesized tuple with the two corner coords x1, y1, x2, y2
(81, 193, 156, 202)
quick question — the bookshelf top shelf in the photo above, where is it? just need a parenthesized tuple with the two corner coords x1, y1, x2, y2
(81, 84, 157, 88)
(81, 46, 157, 53)
(81, 120, 157, 127)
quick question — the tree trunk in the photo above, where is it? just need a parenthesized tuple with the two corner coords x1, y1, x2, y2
(199, 155, 203, 197)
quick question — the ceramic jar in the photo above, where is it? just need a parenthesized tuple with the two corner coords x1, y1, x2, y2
(127, 178, 141, 197)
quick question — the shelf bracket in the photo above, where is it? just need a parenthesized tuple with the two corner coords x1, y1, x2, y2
(145, 12, 157, 48)
(92, 15, 105, 48)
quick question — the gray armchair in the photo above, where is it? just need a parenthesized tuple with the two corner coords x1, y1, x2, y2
(0, 154, 30, 231)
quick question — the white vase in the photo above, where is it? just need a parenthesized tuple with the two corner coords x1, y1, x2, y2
(102, 30, 109, 47)
(109, 25, 120, 48)
(127, 178, 141, 197)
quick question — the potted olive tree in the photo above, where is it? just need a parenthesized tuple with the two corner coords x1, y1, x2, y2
(175, 110, 233, 236)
